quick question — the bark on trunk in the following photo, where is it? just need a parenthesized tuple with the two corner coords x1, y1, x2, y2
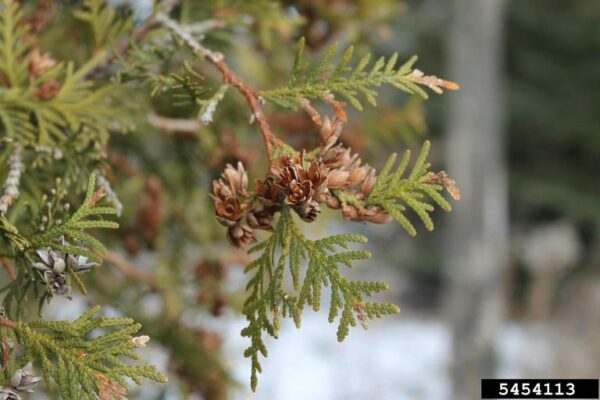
(444, 0, 508, 398)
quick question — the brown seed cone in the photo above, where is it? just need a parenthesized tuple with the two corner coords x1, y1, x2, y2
(319, 117, 343, 151)
(341, 203, 360, 221)
(212, 177, 233, 199)
(277, 155, 326, 188)
(341, 203, 391, 224)
(293, 200, 321, 222)
(319, 117, 333, 144)
(360, 206, 392, 224)
(306, 159, 327, 187)
(215, 198, 245, 226)
(313, 186, 329, 203)
(227, 223, 257, 248)
(360, 173, 377, 197)
(327, 170, 350, 189)
(305, 160, 329, 202)
(265, 153, 327, 211)
(222, 161, 248, 195)
(212, 179, 247, 225)
(349, 166, 370, 186)
(247, 206, 277, 231)
(325, 194, 341, 209)
(320, 144, 354, 170)
(256, 176, 286, 206)
(286, 180, 313, 206)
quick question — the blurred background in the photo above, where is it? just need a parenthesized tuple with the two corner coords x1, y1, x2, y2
(28, 0, 600, 399)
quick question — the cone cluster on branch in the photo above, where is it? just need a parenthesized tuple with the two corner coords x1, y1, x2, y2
(211, 114, 397, 248)
(316, 117, 391, 224)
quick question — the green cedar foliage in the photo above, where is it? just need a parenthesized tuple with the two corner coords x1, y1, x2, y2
(0, 174, 165, 398)
(74, 0, 135, 49)
(29, 174, 119, 264)
(1, 175, 117, 311)
(260, 37, 428, 110)
(0, 0, 459, 397)
(0, 0, 119, 147)
(366, 141, 452, 236)
(0, 2, 164, 385)
(241, 208, 399, 390)
(16, 306, 166, 400)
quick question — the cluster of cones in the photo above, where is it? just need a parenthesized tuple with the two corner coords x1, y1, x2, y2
(212, 117, 391, 248)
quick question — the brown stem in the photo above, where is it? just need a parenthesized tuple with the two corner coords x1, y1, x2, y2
(0, 258, 16, 282)
(0, 319, 16, 330)
(103, 251, 161, 292)
(155, 12, 283, 160)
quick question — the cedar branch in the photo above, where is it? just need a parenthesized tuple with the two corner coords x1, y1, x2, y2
(155, 12, 282, 160)
(0, 257, 16, 282)
(0, 318, 16, 330)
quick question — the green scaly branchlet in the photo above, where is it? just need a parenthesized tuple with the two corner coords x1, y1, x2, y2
(1, 306, 166, 400)
(241, 208, 399, 391)
(260, 37, 459, 111)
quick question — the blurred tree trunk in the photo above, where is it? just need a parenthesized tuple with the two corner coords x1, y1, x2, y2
(444, 0, 508, 398)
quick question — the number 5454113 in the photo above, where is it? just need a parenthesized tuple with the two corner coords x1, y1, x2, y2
(498, 382, 576, 397)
